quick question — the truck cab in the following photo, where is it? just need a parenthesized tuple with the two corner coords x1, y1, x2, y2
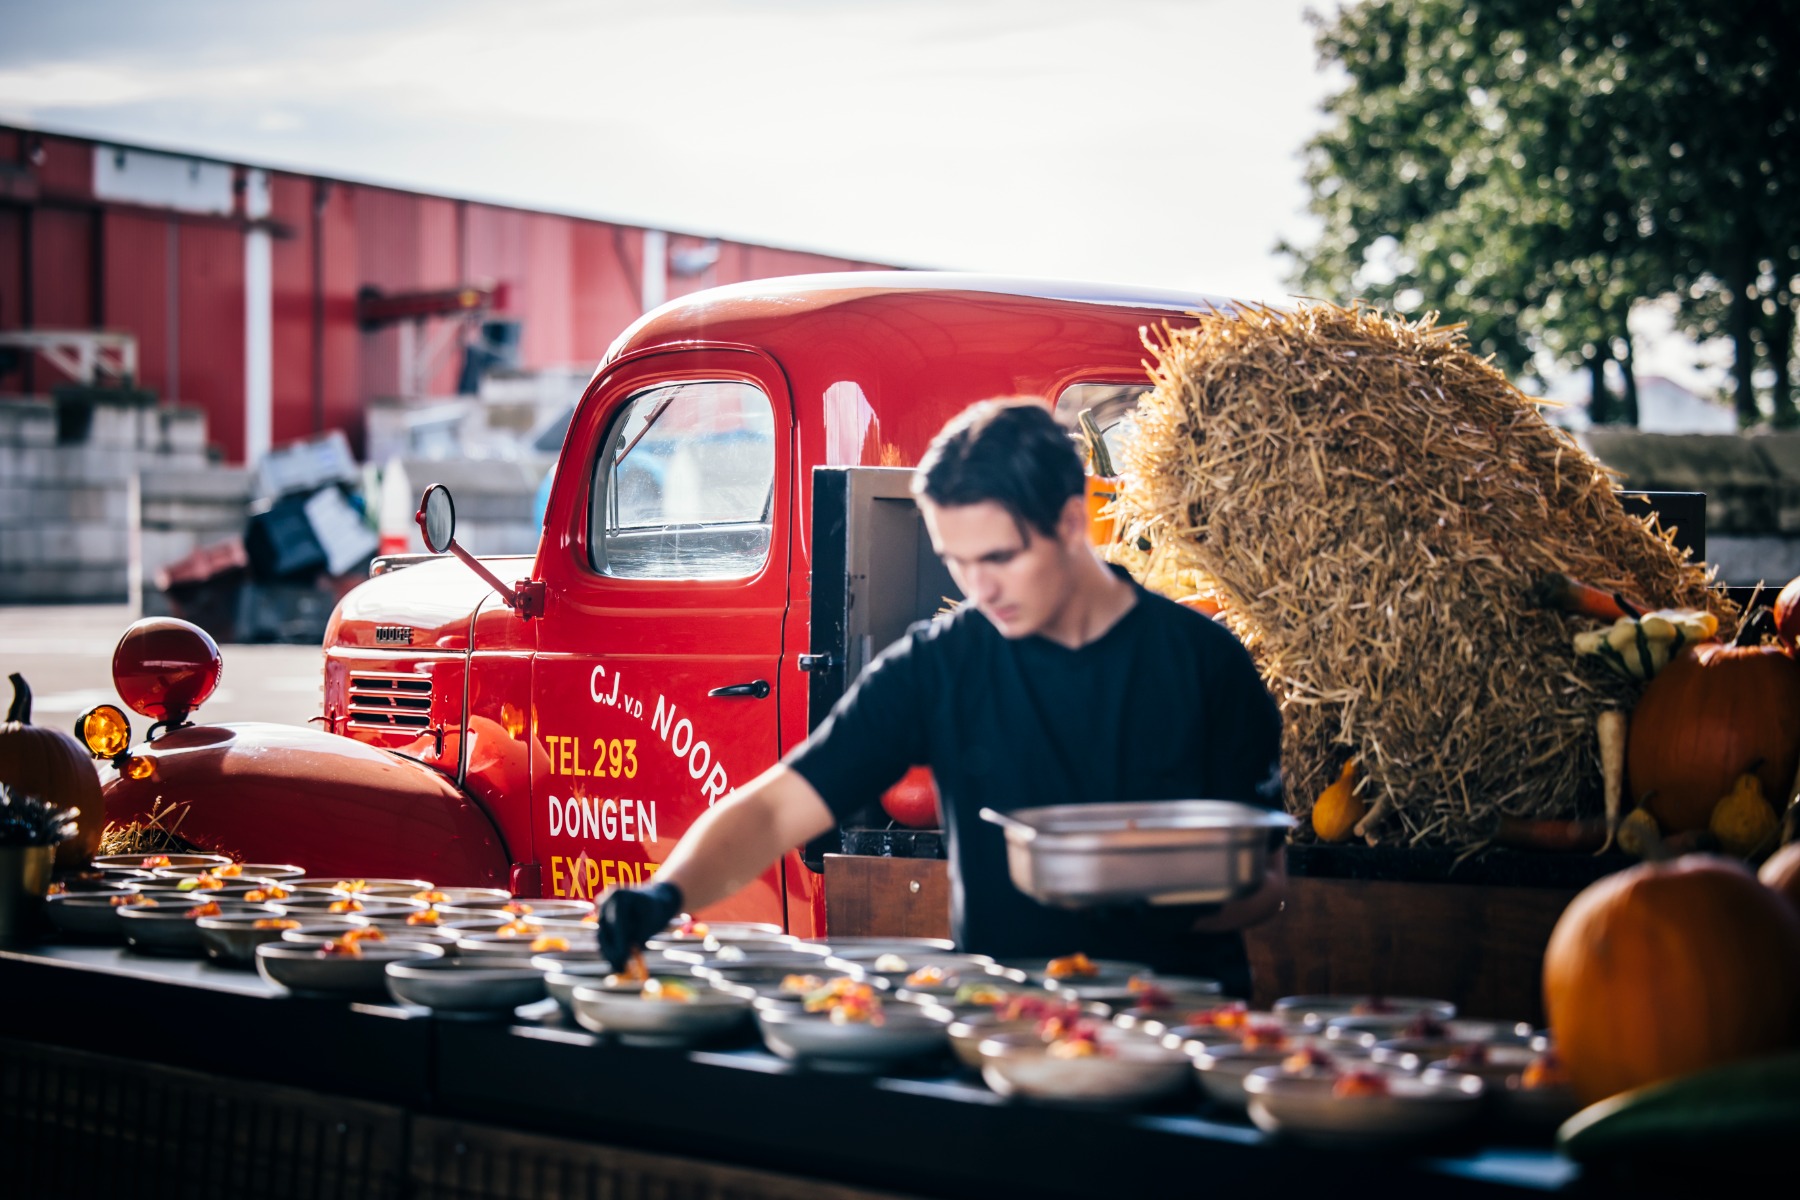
(100, 272, 1232, 936)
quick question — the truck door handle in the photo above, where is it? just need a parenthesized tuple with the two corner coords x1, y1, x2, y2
(708, 680, 771, 700)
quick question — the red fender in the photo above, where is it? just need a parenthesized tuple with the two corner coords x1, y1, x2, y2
(103, 722, 510, 886)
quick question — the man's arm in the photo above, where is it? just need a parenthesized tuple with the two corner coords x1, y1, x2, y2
(1187, 844, 1286, 933)
(656, 764, 836, 912)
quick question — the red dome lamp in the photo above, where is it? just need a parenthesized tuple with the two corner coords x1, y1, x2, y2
(112, 617, 223, 727)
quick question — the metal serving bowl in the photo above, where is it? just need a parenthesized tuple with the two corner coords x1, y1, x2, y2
(436, 898, 593, 920)
(835, 953, 1009, 994)
(385, 956, 548, 1014)
(290, 877, 437, 897)
(269, 895, 424, 919)
(1275, 995, 1458, 1027)
(93, 853, 233, 873)
(755, 1005, 948, 1073)
(1187, 1036, 1352, 1112)
(280, 921, 372, 946)
(647, 920, 785, 948)
(45, 894, 134, 941)
(194, 913, 307, 966)
(118, 901, 280, 956)
(655, 938, 809, 963)
(571, 979, 753, 1047)
(979, 1028, 1191, 1107)
(152, 863, 305, 882)
(256, 941, 443, 999)
(1243, 1066, 1485, 1147)
(981, 801, 1292, 908)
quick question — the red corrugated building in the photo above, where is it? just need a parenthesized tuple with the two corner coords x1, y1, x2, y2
(0, 125, 893, 463)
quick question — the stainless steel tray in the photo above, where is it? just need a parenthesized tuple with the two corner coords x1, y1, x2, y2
(980, 801, 1292, 909)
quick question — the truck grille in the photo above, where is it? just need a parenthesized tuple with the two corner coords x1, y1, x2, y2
(346, 673, 433, 731)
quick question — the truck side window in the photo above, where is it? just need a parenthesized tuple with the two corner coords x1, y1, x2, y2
(1053, 382, 1151, 469)
(589, 380, 776, 580)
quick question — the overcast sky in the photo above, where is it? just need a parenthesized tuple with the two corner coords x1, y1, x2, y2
(0, 0, 1335, 303)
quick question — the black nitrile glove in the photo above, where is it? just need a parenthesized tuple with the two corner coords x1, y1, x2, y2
(596, 879, 684, 969)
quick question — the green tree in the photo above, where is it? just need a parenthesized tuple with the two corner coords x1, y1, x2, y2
(1288, 0, 1800, 425)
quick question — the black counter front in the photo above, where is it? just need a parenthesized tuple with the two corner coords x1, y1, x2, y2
(0, 944, 1581, 1200)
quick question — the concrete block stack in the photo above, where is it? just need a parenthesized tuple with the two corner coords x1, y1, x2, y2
(400, 456, 542, 556)
(0, 396, 237, 604)
(1582, 429, 1800, 585)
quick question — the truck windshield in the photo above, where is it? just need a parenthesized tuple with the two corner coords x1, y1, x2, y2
(590, 380, 776, 580)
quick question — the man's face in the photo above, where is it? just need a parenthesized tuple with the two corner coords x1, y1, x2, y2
(919, 497, 1085, 639)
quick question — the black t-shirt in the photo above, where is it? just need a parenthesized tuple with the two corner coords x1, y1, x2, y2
(786, 575, 1284, 995)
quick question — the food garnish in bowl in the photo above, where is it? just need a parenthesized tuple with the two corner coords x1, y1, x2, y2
(904, 965, 953, 989)
(1352, 995, 1397, 1016)
(320, 937, 364, 957)
(177, 876, 225, 892)
(111, 894, 156, 908)
(1282, 1046, 1336, 1074)
(494, 919, 543, 937)
(871, 953, 909, 973)
(1402, 1013, 1449, 1038)
(405, 909, 442, 926)
(805, 978, 885, 1025)
(1331, 1067, 1391, 1098)
(141, 855, 172, 868)
(610, 950, 651, 984)
(1045, 1022, 1110, 1059)
(211, 863, 244, 877)
(242, 885, 291, 902)
(46, 882, 65, 896)
(953, 980, 1009, 1007)
(530, 935, 571, 953)
(184, 900, 223, 918)
(580, 911, 598, 925)
(1127, 979, 1174, 1010)
(1045, 952, 1099, 980)
(1444, 1043, 1490, 1068)
(675, 917, 709, 938)
(411, 889, 449, 903)
(1188, 1001, 1251, 1030)
(1519, 1049, 1567, 1090)
(252, 918, 299, 931)
(780, 973, 825, 994)
(331, 879, 370, 895)
(327, 898, 364, 914)
(642, 977, 697, 1003)
(343, 927, 385, 945)
(1242, 1023, 1290, 1051)
(500, 900, 534, 916)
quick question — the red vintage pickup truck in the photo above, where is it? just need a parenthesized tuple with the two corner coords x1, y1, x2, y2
(91, 273, 1232, 937)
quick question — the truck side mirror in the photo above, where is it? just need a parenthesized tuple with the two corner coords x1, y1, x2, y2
(419, 484, 456, 553)
(413, 484, 546, 620)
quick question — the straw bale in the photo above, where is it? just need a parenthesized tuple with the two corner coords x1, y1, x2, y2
(1114, 302, 1729, 848)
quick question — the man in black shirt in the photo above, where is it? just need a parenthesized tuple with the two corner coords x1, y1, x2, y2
(599, 400, 1286, 994)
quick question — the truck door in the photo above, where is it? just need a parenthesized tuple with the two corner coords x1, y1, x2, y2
(531, 350, 790, 924)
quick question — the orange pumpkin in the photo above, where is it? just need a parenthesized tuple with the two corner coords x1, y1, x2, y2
(1543, 854, 1800, 1104)
(1627, 640, 1800, 832)
(1774, 575, 1800, 653)
(1761, 843, 1800, 915)
(1084, 475, 1119, 546)
(2, 673, 103, 866)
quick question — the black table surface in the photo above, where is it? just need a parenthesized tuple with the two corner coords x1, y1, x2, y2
(0, 943, 1582, 1200)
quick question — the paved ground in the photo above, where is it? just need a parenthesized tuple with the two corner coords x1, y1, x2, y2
(0, 604, 323, 730)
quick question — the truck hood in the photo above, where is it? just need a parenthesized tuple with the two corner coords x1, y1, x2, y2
(326, 555, 533, 651)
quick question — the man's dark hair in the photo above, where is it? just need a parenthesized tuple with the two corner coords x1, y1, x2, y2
(912, 399, 1085, 538)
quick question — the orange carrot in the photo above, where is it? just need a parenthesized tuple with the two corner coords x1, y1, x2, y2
(1530, 572, 1645, 621)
